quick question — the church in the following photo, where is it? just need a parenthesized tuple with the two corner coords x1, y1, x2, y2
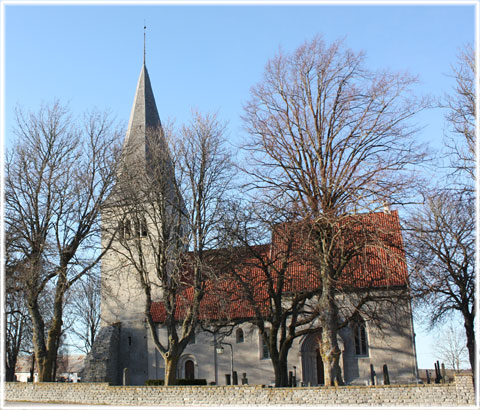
(81, 58, 419, 387)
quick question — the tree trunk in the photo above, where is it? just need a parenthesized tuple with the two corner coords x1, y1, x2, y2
(32, 273, 67, 382)
(5, 317, 24, 381)
(29, 299, 51, 382)
(52, 353, 58, 382)
(164, 354, 179, 386)
(319, 292, 344, 386)
(463, 313, 475, 376)
(320, 335, 343, 386)
(37, 355, 54, 382)
(29, 353, 35, 382)
(272, 357, 289, 387)
(5, 360, 16, 382)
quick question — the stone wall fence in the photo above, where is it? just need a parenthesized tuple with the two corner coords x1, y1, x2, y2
(4, 374, 475, 407)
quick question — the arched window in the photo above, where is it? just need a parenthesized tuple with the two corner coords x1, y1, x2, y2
(134, 217, 148, 237)
(236, 328, 244, 343)
(185, 360, 194, 380)
(352, 316, 368, 356)
(118, 219, 132, 239)
(119, 217, 147, 239)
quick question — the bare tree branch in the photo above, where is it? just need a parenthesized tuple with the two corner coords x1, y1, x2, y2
(405, 188, 475, 372)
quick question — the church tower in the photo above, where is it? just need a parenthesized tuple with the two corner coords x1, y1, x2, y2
(100, 60, 170, 322)
(83, 57, 180, 385)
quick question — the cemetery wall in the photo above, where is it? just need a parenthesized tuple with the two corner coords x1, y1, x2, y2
(5, 374, 474, 407)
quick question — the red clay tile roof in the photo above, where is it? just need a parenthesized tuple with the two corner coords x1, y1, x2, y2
(151, 211, 408, 322)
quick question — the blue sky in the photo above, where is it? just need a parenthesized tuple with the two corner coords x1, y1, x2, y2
(2, 2, 476, 370)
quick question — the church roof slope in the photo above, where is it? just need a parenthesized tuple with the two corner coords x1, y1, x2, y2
(151, 210, 408, 322)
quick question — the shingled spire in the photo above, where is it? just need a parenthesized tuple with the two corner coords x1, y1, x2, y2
(118, 58, 181, 214)
(121, 62, 165, 170)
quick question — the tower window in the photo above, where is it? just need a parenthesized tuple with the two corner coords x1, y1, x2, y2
(119, 217, 147, 239)
(134, 217, 148, 237)
(118, 219, 132, 239)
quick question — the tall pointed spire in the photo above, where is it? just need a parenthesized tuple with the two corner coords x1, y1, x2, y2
(121, 24, 164, 170)
(122, 62, 163, 165)
(118, 37, 178, 200)
(118, 48, 186, 222)
(119, 44, 179, 192)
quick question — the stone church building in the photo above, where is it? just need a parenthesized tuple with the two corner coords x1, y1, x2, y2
(81, 60, 419, 387)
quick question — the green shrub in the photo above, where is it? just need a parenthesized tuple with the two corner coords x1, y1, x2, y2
(145, 379, 207, 386)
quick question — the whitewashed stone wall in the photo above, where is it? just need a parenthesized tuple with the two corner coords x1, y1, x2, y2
(5, 375, 474, 407)
(149, 295, 417, 387)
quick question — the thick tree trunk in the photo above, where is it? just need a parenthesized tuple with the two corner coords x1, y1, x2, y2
(319, 290, 344, 386)
(463, 313, 475, 376)
(320, 334, 343, 386)
(164, 354, 179, 386)
(29, 353, 35, 382)
(30, 273, 67, 382)
(5, 361, 16, 382)
(272, 355, 289, 387)
(29, 299, 50, 381)
(37, 355, 54, 382)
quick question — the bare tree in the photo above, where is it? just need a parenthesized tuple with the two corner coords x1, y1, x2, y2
(218, 205, 321, 387)
(105, 111, 233, 385)
(242, 36, 428, 385)
(444, 45, 475, 183)
(5, 252, 32, 381)
(5, 102, 120, 381)
(434, 323, 468, 372)
(405, 43, 476, 378)
(67, 271, 101, 354)
(220, 202, 409, 387)
(405, 189, 474, 372)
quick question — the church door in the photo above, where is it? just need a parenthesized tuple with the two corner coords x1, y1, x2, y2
(315, 348, 325, 386)
(185, 360, 194, 380)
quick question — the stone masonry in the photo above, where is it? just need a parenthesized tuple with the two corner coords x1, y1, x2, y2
(79, 323, 121, 385)
(5, 374, 475, 407)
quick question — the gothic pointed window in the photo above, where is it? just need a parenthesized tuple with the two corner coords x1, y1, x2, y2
(352, 316, 368, 356)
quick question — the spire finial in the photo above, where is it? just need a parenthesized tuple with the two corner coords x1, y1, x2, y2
(143, 21, 146, 65)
